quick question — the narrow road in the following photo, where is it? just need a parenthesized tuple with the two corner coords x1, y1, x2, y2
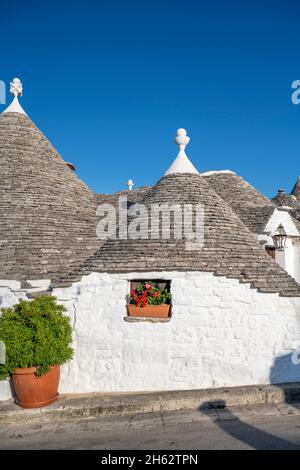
(1, 403, 300, 450)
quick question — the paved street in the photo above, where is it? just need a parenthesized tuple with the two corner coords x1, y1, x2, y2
(1, 403, 300, 450)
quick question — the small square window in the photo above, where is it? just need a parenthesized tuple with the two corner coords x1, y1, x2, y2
(126, 279, 171, 322)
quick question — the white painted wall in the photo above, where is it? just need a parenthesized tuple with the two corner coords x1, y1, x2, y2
(53, 272, 300, 393)
(275, 238, 294, 278)
(259, 209, 300, 281)
(293, 241, 300, 284)
(1, 271, 300, 401)
(264, 209, 299, 238)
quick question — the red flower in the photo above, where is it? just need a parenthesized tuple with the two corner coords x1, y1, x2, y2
(144, 283, 152, 290)
(153, 291, 160, 298)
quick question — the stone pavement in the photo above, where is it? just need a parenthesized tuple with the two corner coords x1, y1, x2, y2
(1, 402, 300, 450)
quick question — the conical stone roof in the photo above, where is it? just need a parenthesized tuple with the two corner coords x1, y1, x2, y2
(272, 189, 298, 209)
(291, 177, 300, 200)
(272, 183, 300, 227)
(67, 173, 300, 296)
(0, 111, 99, 281)
(202, 171, 276, 233)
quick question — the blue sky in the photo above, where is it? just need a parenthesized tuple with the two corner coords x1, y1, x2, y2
(1, 0, 299, 196)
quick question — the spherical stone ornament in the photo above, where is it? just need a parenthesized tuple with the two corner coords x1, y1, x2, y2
(175, 128, 190, 150)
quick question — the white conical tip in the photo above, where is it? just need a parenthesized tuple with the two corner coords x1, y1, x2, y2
(164, 128, 199, 176)
(2, 96, 27, 115)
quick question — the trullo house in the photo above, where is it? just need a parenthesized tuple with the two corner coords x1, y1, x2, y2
(0, 78, 300, 400)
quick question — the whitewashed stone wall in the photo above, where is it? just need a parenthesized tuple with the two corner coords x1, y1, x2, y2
(1, 271, 300, 401)
(264, 209, 299, 238)
(263, 209, 300, 281)
(294, 241, 300, 284)
(54, 271, 300, 393)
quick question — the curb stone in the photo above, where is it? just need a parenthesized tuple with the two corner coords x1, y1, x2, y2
(1, 382, 300, 426)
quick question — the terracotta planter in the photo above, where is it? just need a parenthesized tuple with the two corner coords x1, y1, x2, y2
(127, 304, 170, 318)
(12, 365, 60, 409)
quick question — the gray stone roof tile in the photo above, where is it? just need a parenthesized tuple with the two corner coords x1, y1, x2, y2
(291, 177, 300, 200)
(0, 112, 100, 280)
(54, 173, 300, 296)
(2, 114, 300, 297)
(272, 189, 298, 209)
(202, 172, 275, 233)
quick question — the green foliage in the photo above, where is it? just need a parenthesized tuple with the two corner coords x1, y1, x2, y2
(0, 296, 73, 380)
(130, 281, 171, 307)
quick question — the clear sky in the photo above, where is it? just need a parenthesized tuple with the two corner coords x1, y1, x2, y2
(1, 0, 299, 197)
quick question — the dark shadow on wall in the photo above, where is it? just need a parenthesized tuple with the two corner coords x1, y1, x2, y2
(270, 352, 300, 385)
(9, 377, 16, 399)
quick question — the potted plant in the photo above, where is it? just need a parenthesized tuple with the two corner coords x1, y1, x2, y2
(127, 281, 171, 318)
(0, 296, 73, 409)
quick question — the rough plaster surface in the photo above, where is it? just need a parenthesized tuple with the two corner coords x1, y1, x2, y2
(1, 271, 300, 400)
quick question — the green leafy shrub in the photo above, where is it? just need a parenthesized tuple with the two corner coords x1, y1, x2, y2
(0, 296, 73, 380)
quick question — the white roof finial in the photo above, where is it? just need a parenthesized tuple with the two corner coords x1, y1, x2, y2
(164, 128, 199, 176)
(127, 179, 134, 191)
(2, 77, 27, 116)
(10, 78, 23, 97)
(175, 128, 190, 151)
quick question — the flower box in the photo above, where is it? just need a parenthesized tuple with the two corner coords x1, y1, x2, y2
(128, 281, 171, 318)
(127, 304, 170, 318)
